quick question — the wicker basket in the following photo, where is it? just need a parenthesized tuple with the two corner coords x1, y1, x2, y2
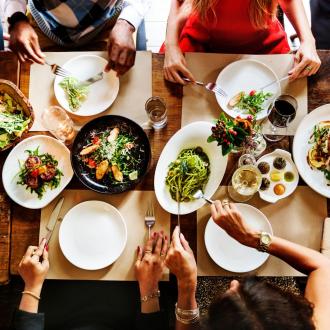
(0, 79, 34, 152)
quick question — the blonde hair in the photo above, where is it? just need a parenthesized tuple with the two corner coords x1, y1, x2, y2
(192, 0, 278, 29)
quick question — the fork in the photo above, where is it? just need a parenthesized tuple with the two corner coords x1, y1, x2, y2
(183, 77, 227, 97)
(45, 61, 71, 78)
(145, 201, 155, 239)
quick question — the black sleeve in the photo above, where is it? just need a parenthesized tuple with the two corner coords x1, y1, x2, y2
(136, 311, 168, 330)
(11, 309, 45, 330)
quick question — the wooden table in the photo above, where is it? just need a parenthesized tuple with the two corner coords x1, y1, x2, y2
(1, 50, 330, 285)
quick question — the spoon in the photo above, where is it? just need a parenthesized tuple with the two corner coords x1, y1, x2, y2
(193, 190, 214, 204)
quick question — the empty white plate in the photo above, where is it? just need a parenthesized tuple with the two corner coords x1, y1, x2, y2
(216, 59, 280, 121)
(204, 204, 273, 273)
(54, 54, 119, 116)
(2, 135, 73, 209)
(59, 201, 127, 270)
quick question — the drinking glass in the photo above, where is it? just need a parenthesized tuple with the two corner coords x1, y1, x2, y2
(145, 97, 167, 129)
(41, 106, 75, 145)
(262, 94, 298, 142)
(228, 154, 262, 202)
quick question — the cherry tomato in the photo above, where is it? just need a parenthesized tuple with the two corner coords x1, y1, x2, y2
(92, 137, 100, 145)
(249, 90, 256, 96)
(88, 159, 96, 168)
(30, 169, 39, 177)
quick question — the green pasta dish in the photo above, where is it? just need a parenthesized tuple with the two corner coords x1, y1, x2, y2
(165, 147, 210, 202)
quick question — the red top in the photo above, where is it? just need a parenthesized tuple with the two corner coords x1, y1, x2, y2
(161, 0, 290, 54)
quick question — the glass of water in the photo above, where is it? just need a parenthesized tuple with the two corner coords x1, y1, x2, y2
(41, 106, 75, 145)
(145, 97, 167, 129)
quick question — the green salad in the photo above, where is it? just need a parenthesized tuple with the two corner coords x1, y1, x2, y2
(59, 77, 89, 112)
(0, 92, 30, 149)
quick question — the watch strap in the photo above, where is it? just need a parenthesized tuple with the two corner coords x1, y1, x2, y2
(257, 231, 272, 253)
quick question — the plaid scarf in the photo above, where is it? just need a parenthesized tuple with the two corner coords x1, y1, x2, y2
(28, 0, 123, 45)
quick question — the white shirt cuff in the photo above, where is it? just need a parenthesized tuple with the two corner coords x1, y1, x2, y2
(118, 5, 143, 31)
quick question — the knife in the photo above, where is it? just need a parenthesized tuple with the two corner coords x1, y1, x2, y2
(80, 71, 104, 86)
(176, 191, 181, 233)
(43, 196, 64, 245)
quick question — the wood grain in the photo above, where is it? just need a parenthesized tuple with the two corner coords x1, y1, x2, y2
(0, 194, 11, 285)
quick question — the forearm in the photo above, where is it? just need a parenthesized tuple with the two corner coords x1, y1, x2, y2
(139, 284, 160, 314)
(279, 0, 314, 42)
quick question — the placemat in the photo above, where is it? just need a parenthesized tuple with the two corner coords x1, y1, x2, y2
(197, 186, 326, 276)
(182, 53, 307, 135)
(39, 190, 170, 281)
(29, 51, 152, 131)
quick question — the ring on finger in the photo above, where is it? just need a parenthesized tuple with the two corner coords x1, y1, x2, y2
(222, 199, 230, 207)
(144, 249, 152, 254)
(305, 65, 313, 71)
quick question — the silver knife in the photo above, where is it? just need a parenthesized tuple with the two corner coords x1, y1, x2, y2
(80, 71, 104, 86)
(43, 197, 64, 245)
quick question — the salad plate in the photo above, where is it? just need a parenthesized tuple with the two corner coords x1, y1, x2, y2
(215, 59, 280, 121)
(2, 135, 73, 209)
(154, 121, 228, 215)
(59, 200, 127, 270)
(293, 104, 330, 198)
(71, 115, 151, 194)
(54, 54, 119, 116)
(204, 204, 273, 273)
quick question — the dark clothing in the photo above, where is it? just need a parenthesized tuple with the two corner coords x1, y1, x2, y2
(12, 309, 166, 330)
(311, 0, 330, 49)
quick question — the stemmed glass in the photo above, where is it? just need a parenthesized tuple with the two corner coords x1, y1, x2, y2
(262, 95, 298, 142)
(41, 106, 76, 145)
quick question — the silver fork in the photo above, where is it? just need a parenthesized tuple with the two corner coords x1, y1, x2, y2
(45, 61, 71, 78)
(145, 201, 155, 239)
(183, 77, 227, 97)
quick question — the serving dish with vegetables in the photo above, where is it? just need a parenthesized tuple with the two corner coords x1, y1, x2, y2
(71, 115, 151, 194)
(0, 79, 34, 151)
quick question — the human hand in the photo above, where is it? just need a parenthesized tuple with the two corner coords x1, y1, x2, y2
(165, 226, 197, 290)
(9, 21, 45, 64)
(18, 238, 49, 295)
(164, 45, 195, 84)
(211, 200, 259, 248)
(135, 232, 168, 296)
(105, 19, 136, 76)
(288, 40, 321, 80)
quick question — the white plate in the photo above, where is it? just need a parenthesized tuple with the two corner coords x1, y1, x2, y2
(54, 55, 119, 116)
(257, 149, 299, 203)
(204, 204, 272, 273)
(215, 59, 280, 121)
(154, 121, 228, 214)
(2, 135, 73, 209)
(59, 201, 127, 270)
(293, 104, 330, 198)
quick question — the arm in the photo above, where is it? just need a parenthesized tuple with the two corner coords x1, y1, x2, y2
(134, 232, 168, 329)
(278, 0, 321, 79)
(12, 239, 49, 330)
(211, 201, 330, 330)
(163, 0, 195, 84)
(165, 227, 200, 330)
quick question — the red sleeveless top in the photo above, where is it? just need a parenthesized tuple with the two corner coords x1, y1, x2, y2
(162, 0, 290, 54)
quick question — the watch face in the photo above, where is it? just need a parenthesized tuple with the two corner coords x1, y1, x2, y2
(261, 234, 271, 245)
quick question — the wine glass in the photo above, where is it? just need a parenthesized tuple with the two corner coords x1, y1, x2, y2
(41, 106, 75, 145)
(262, 95, 298, 142)
(228, 154, 262, 202)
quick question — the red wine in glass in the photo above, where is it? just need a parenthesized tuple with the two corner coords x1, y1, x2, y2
(269, 95, 298, 128)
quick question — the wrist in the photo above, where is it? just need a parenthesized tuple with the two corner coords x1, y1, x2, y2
(116, 19, 135, 33)
(178, 278, 197, 293)
(24, 285, 42, 296)
(139, 283, 159, 297)
(244, 231, 260, 248)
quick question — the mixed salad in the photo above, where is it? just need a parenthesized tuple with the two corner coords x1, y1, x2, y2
(16, 147, 63, 199)
(59, 77, 89, 112)
(79, 127, 145, 184)
(308, 121, 330, 183)
(228, 90, 273, 115)
(0, 92, 31, 149)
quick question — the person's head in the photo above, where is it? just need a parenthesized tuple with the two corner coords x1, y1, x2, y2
(204, 278, 315, 330)
(192, 0, 278, 29)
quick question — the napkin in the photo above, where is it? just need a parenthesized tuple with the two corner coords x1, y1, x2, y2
(39, 190, 170, 281)
(182, 53, 307, 135)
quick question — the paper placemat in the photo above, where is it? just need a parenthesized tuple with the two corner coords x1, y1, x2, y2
(197, 186, 326, 276)
(182, 53, 307, 135)
(29, 51, 152, 131)
(39, 190, 170, 281)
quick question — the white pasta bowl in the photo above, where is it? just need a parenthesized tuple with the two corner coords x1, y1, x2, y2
(154, 121, 228, 215)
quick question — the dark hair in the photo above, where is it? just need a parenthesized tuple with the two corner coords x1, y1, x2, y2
(205, 278, 315, 330)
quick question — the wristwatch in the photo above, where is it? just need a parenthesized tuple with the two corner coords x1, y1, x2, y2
(258, 231, 272, 252)
(8, 12, 29, 31)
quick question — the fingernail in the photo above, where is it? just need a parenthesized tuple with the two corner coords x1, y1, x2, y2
(180, 233, 185, 239)
(45, 244, 49, 251)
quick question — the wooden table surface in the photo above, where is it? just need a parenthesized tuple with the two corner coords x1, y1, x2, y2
(0, 50, 330, 285)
